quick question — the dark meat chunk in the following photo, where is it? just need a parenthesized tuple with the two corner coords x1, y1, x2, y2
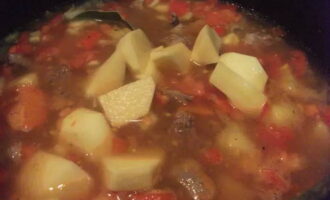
(169, 111, 195, 135)
(170, 159, 216, 200)
(40, 65, 72, 96)
(161, 89, 193, 106)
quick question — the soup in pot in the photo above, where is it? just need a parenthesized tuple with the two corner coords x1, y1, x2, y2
(0, 0, 329, 200)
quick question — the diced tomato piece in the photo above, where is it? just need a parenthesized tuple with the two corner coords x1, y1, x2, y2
(259, 52, 285, 79)
(0, 168, 7, 184)
(68, 50, 98, 69)
(178, 75, 206, 96)
(49, 14, 64, 27)
(205, 9, 240, 27)
(191, 2, 213, 17)
(1, 66, 13, 81)
(288, 50, 308, 78)
(9, 32, 34, 55)
(130, 190, 177, 200)
(258, 125, 294, 149)
(112, 137, 129, 154)
(35, 47, 60, 62)
(201, 147, 223, 165)
(79, 31, 103, 50)
(18, 32, 30, 44)
(21, 144, 37, 160)
(218, 3, 238, 12)
(259, 169, 290, 192)
(180, 104, 214, 116)
(213, 25, 226, 36)
(259, 103, 270, 120)
(209, 93, 232, 114)
(9, 43, 34, 55)
(303, 104, 319, 118)
(7, 86, 48, 132)
(169, 0, 190, 17)
(154, 91, 170, 106)
(321, 106, 330, 126)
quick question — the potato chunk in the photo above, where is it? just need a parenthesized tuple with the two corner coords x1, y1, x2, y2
(138, 46, 164, 81)
(102, 151, 164, 191)
(265, 101, 302, 128)
(17, 151, 93, 200)
(117, 29, 153, 74)
(217, 123, 258, 156)
(60, 108, 113, 156)
(191, 25, 221, 65)
(151, 42, 191, 73)
(85, 50, 126, 97)
(98, 77, 156, 127)
(218, 52, 268, 92)
(210, 59, 267, 115)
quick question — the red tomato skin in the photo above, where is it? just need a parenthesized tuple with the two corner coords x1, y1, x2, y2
(112, 137, 129, 154)
(201, 148, 223, 165)
(288, 50, 308, 78)
(169, 0, 190, 17)
(79, 31, 103, 50)
(258, 125, 294, 149)
(129, 190, 177, 200)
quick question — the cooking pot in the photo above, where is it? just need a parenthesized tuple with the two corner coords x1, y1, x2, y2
(0, 0, 329, 199)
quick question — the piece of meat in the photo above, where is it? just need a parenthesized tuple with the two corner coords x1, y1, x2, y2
(161, 89, 193, 106)
(40, 64, 72, 96)
(169, 111, 195, 135)
(170, 159, 216, 200)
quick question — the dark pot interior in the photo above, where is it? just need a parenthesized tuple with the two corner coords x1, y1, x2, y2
(0, 0, 329, 199)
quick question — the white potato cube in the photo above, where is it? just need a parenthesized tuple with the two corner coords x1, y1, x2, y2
(210, 61, 267, 115)
(85, 50, 126, 97)
(152, 42, 191, 73)
(60, 108, 113, 156)
(17, 151, 93, 200)
(265, 101, 302, 128)
(9, 73, 38, 88)
(117, 29, 153, 74)
(217, 123, 258, 156)
(191, 25, 222, 65)
(138, 46, 164, 80)
(102, 151, 164, 191)
(219, 52, 268, 92)
(98, 77, 156, 127)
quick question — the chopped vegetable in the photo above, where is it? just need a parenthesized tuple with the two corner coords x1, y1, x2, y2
(7, 86, 48, 132)
(151, 42, 191, 73)
(101, 151, 164, 191)
(130, 190, 177, 200)
(191, 25, 222, 66)
(138, 46, 164, 80)
(218, 52, 268, 92)
(169, 0, 190, 17)
(217, 122, 258, 156)
(85, 50, 126, 97)
(60, 108, 113, 156)
(258, 125, 294, 149)
(264, 101, 302, 128)
(210, 53, 267, 115)
(17, 151, 93, 200)
(98, 77, 156, 127)
(117, 29, 153, 74)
